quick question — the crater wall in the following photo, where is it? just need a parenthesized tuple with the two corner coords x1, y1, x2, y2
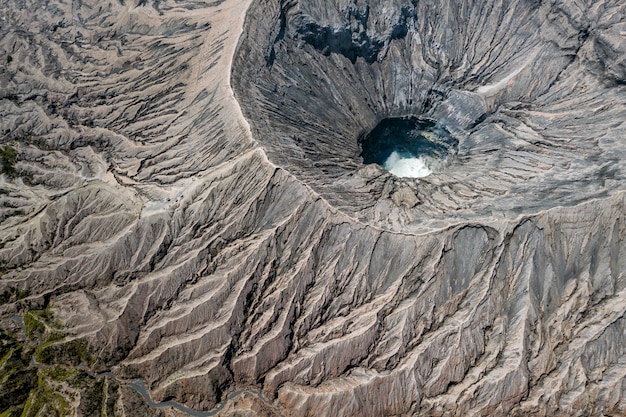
(233, 0, 626, 233)
(0, 0, 624, 416)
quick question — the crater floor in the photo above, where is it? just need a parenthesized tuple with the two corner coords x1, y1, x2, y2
(359, 116, 456, 178)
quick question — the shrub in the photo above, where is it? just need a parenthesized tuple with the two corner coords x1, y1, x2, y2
(0, 146, 16, 177)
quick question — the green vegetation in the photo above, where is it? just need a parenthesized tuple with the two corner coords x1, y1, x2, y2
(17, 367, 104, 417)
(35, 338, 92, 366)
(0, 330, 18, 360)
(79, 378, 105, 416)
(19, 377, 72, 417)
(32, 367, 105, 416)
(23, 307, 92, 366)
(23, 308, 63, 339)
(23, 314, 45, 339)
(0, 310, 106, 417)
(0, 146, 16, 177)
(23, 308, 54, 339)
(0, 287, 30, 305)
(0, 332, 37, 416)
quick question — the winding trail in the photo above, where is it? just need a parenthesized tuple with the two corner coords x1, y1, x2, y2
(128, 379, 274, 417)
(3, 315, 277, 417)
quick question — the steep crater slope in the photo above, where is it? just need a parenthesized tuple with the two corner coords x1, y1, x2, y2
(0, 0, 624, 416)
(233, 0, 626, 232)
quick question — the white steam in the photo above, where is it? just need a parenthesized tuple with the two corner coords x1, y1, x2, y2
(383, 151, 432, 178)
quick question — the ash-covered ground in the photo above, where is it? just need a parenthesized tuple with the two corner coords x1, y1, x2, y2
(1, 0, 625, 416)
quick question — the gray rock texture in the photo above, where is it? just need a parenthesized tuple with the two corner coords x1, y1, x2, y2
(1, 0, 625, 416)
(234, 0, 626, 233)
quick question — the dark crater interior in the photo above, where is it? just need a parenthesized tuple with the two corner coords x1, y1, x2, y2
(360, 117, 457, 176)
(232, 0, 626, 230)
(291, 4, 414, 64)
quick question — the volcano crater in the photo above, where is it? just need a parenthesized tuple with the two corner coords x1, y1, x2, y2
(233, 0, 626, 232)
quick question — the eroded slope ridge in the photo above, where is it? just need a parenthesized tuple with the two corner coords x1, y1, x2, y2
(0, 0, 624, 416)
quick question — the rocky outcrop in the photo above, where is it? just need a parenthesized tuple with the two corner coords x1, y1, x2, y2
(0, 0, 625, 416)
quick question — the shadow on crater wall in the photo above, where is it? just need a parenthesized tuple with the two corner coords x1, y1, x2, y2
(233, 0, 626, 231)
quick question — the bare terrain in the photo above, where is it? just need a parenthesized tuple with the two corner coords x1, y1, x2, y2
(0, 0, 625, 416)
